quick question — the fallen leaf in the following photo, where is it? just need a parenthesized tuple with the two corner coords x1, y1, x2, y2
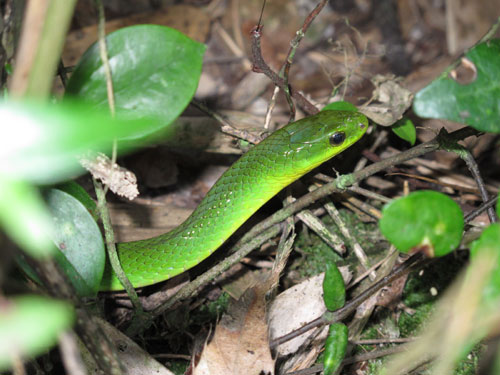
(360, 74, 413, 126)
(193, 275, 275, 375)
(268, 269, 351, 357)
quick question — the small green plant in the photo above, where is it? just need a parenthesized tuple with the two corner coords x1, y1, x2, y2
(0, 23, 204, 369)
(322, 263, 348, 374)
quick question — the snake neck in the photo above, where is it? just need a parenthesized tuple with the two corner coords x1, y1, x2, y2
(100, 130, 304, 290)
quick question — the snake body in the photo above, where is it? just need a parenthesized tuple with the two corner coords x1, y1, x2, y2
(100, 110, 368, 291)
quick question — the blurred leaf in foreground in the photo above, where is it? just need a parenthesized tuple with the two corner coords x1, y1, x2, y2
(0, 100, 161, 184)
(0, 177, 55, 258)
(0, 295, 74, 371)
(470, 223, 500, 312)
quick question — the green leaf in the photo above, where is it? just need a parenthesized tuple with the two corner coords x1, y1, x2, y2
(322, 263, 346, 311)
(57, 181, 98, 221)
(413, 39, 500, 133)
(0, 100, 161, 184)
(66, 25, 206, 141)
(379, 191, 464, 257)
(470, 223, 500, 311)
(392, 118, 416, 145)
(0, 177, 55, 258)
(323, 323, 348, 375)
(0, 295, 74, 371)
(45, 189, 105, 297)
(323, 101, 358, 112)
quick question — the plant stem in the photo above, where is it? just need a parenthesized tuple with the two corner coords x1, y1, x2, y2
(10, 0, 76, 97)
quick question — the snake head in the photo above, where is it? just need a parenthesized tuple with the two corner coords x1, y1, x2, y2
(282, 110, 368, 175)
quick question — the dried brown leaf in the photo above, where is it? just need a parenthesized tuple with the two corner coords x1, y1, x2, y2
(360, 74, 413, 126)
(193, 277, 275, 375)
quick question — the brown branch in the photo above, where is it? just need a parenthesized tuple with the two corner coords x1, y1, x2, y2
(464, 195, 498, 223)
(250, 25, 318, 115)
(460, 149, 497, 223)
(281, 0, 328, 79)
(191, 99, 262, 144)
(286, 345, 410, 375)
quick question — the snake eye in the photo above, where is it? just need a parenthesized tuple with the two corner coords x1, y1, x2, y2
(329, 132, 346, 146)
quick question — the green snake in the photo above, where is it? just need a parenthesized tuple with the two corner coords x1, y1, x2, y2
(100, 110, 368, 291)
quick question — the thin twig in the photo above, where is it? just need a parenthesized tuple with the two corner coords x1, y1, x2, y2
(95, 0, 115, 118)
(348, 247, 397, 289)
(297, 208, 346, 254)
(347, 249, 399, 344)
(460, 149, 496, 223)
(192, 99, 262, 144)
(347, 185, 392, 203)
(95, 181, 144, 313)
(250, 23, 319, 115)
(95, 0, 117, 166)
(464, 195, 499, 223)
(355, 129, 387, 171)
(264, 85, 280, 130)
(270, 190, 297, 293)
(281, 0, 328, 78)
(286, 345, 409, 375)
(92, 0, 144, 314)
(352, 337, 415, 345)
(278, 0, 329, 120)
(323, 199, 374, 278)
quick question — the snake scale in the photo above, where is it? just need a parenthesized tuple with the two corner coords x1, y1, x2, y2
(100, 110, 368, 291)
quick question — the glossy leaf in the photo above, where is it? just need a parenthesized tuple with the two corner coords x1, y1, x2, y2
(0, 100, 161, 184)
(392, 118, 416, 145)
(0, 295, 74, 371)
(0, 177, 55, 258)
(45, 189, 105, 297)
(379, 191, 464, 257)
(323, 323, 348, 375)
(322, 263, 346, 311)
(323, 101, 358, 112)
(413, 39, 500, 133)
(66, 25, 206, 141)
(57, 181, 98, 221)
